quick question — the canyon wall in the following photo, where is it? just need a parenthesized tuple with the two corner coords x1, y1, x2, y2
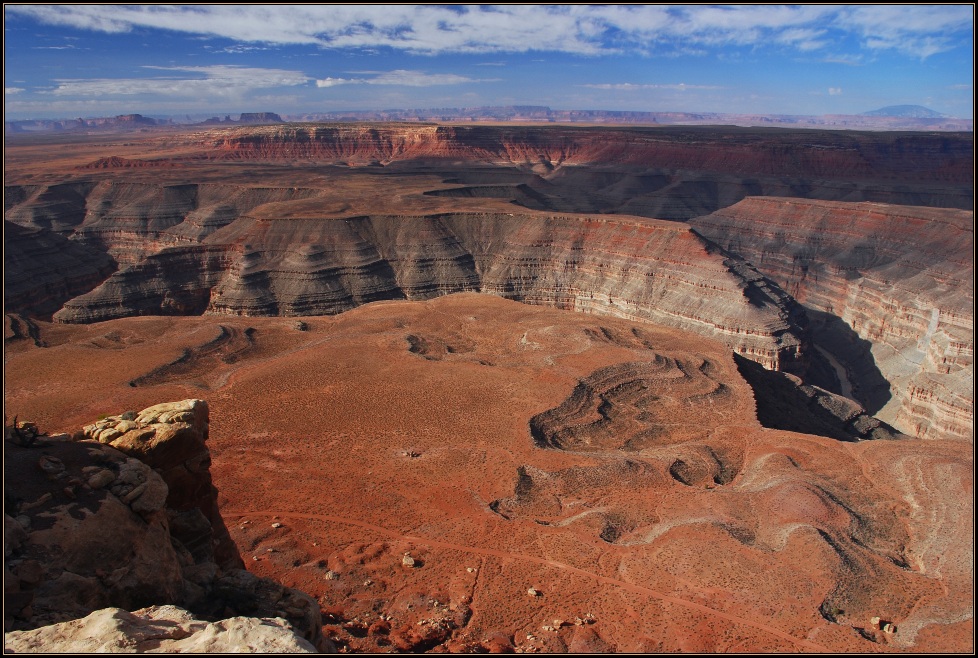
(691, 198, 973, 441)
(197, 125, 973, 216)
(50, 212, 808, 372)
(203, 124, 973, 185)
(7, 181, 323, 266)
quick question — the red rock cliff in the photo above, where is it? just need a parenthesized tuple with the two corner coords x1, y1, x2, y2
(51, 212, 808, 373)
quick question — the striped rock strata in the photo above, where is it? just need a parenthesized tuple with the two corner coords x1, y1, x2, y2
(691, 197, 973, 442)
(51, 212, 808, 372)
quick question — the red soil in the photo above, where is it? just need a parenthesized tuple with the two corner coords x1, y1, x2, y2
(5, 293, 972, 653)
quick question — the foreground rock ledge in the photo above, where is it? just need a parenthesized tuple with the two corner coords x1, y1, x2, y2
(4, 401, 325, 651)
(3, 605, 316, 653)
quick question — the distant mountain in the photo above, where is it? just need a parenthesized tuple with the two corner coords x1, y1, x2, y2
(5, 113, 164, 134)
(862, 105, 947, 119)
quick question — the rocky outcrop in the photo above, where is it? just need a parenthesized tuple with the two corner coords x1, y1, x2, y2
(4, 403, 325, 650)
(52, 213, 809, 372)
(82, 400, 242, 570)
(3, 606, 316, 653)
(691, 198, 973, 442)
(5, 437, 184, 630)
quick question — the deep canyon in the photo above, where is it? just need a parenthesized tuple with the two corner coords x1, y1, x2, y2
(4, 123, 974, 652)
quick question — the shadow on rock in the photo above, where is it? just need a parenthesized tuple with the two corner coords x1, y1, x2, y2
(803, 308, 892, 416)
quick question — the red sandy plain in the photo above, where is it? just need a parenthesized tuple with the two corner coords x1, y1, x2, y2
(4, 293, 972, 653)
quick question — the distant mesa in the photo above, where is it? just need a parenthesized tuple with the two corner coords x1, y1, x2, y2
(4, 114, 164, 134)
(239, 112, 284, 124)
(201, 112, 283, 126)
(862, 105, 948, 119)
(112, 113, 159, 125)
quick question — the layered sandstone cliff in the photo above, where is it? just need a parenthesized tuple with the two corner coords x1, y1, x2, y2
(7, 181, 323, 266)
(204, 124, 973, 184)
(5, 125, 971, 443)
(8, 180, 803, 367)
(50, 212, 808, 372)
(196, 125, 973, 215)
(691, 198, 973, 442)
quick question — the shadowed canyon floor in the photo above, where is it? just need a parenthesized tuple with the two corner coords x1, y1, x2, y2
(4, 295, 973, 653)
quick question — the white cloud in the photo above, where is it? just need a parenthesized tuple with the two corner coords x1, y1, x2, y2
(219, 44, 270, 54)
(5, 87, 25, 95)
(842, 5, 973, 58)
(45, 65, 310, 98)
(949, 83, 973, 90)
(822, 54, 864, 66)
(316, 69, 496, 88)
(775, 27, 827, 51)
(828, 87, 843, 96)
(316, 77, 354, 88)
(6, 4, 972, 58)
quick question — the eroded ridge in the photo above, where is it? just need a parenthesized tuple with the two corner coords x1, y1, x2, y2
(530, 356, 732, 452)
(128, 325, 256, 388)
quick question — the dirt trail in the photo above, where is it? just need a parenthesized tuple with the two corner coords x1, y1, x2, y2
(231, 509, 831, 652)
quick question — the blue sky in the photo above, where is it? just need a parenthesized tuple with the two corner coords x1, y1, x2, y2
(4, 5, 974, 120)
